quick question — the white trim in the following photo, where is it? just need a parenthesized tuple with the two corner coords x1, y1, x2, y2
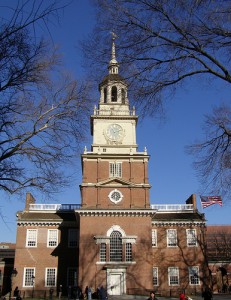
(186, 229, 198, 247)
(23, 267, 35, 287)
(26, 229, 37, 248)
(45, 267, 57, 287)
(47, 229, 58, 248)
(108, 189, 124, 203)
(188, 266, 200, 285)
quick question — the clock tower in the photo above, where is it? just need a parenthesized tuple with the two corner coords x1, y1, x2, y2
(78, 36, 154, 295)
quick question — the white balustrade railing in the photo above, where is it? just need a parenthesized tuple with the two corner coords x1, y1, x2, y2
(29, 204, 81, 211)
(29, 203, 193, 211)
(93, 109, 136, 116)
(150, 204, 194, 211)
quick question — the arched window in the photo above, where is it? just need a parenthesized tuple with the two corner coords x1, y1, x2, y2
(104, 88, 107, 103)
(111, 86, 117, 102)
(121, 89, 125, 104)
(110, 231, 122, 261)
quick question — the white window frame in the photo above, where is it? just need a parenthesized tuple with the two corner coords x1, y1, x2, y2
(26, 229, 37, 247)
(152, 229, 157, 247)
(47, 229, 58, 247)
(23, 268, 35, 287)
(100, 243, 106, 262)
(189, 266, 200, 285)
(45, 268, 57, 287)
(186, 229, 197, 247)
(125, 243, 132, 262)
(168, 267, 179, 286)
(68, 229, 78, 248)
(109, 162, 122, 178)
(167, 229, 177, 247)
(153, 267, 158, 286)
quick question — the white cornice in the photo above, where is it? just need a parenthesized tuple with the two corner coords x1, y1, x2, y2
(77, 209, 156, 217)
(152, 221, 206, 227)
(17, 221, 76, 227)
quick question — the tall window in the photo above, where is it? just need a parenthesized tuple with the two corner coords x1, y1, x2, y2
(24, 268, 35, 287)
(167, 229, 177, 247)
(104, 88, 107, 103)
(153, 267, 158, 286)
(45, 268, 56, 287)
(100, 243, 106, 262)
(168, 267, 179, 285)
(109, 162, 122, 177)
(189, 266, 200, 285)
(187, 229, 197, 247)
(111, 86, 117, 102)
(110, 231, 122, 262)
(26, 229, 37, 247)
(125, 243, 132, 262)
(68, 229, 78, 248)
(152, 229, 157, 247)
(67, 268, 77, 287)
(47, 229, 58, 247)
(121, 89, 125, 104)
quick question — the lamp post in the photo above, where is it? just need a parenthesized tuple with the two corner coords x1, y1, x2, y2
(31, 275, 35, 298)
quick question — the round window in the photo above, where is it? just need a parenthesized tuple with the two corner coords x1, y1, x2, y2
(108, 189, 123, 203)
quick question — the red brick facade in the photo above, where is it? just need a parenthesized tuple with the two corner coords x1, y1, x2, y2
(12, 40, 209, 298)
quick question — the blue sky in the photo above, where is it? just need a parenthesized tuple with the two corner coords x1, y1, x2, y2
(0, 0, 230, 243)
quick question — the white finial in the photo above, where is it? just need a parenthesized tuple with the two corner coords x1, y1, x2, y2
(84, 146, 87, 153)
(109, 32, 119, 74)
(144, 147, 147, 154)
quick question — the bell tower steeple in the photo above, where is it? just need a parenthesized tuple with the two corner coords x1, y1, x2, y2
(81, 34, 150, 210)
(91, 34, 138, 154)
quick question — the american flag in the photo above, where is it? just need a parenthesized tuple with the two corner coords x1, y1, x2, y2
(200, 196, 223, 208)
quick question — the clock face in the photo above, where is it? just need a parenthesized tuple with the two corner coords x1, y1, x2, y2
(108, 189, 123, 203)
(105, 124, 124, 141)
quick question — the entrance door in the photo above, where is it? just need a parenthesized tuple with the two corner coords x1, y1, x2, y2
(107, 268, 126, 295)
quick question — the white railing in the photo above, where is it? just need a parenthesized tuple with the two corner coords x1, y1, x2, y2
(29, 204, 81, 211)
(93, 109, 136, 116)
(150, 204, 194, 211)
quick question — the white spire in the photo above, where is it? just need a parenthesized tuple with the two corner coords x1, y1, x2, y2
(109, 32, 119, 74)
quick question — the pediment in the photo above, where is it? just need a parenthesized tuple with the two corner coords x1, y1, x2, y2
(96, 177, 136, 187)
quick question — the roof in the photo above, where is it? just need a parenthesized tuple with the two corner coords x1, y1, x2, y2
(152, 211, 205, 223)
(99, 74, 126, 88)
(17, 211, 77, 222)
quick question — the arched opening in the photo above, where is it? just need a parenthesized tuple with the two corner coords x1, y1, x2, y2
(104, 88, 107, 103)
(111, 86, 117, 102)
(121, 89, 125, 104)
(110, 231, 122, 261)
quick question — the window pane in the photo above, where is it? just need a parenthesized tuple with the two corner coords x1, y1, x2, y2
(109, 162, 122, 178)
(100, 243, 106, 262)
(24, 268, 35, 287)
(168, 267, 179, 285)
(125, 243, 132, 262)
(189, 266, 200, 285)
(187, 229, 197, 246)
(67, 268, 77, 287)
(26, 229, 37, 247)
(110, 231, 122, 262)
(48, 230, 58, 247)
(152, 229, 157, 247)
(153, 267, 158, 286)
(46, 268, 56, 287)
(167, 229, 177, 247)
(68, 229, 78, 247)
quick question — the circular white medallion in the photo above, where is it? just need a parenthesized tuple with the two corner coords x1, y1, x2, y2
(108, 189, 123, 203)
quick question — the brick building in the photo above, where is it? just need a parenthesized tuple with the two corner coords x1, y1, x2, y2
(13, 39, 209, 298)
(0, 243, 16, 297)
(205, 225, 231, 293)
